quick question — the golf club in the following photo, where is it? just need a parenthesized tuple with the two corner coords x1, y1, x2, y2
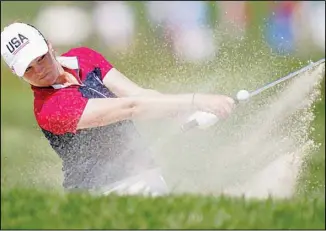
(181, 58, 325, 131)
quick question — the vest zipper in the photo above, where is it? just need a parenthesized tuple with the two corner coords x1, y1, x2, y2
(81, 84, 108, 98)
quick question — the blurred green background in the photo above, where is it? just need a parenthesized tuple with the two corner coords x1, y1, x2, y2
(1, 1, 325, 192)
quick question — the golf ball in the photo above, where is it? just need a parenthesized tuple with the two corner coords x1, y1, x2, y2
(236, 90, 250, 101)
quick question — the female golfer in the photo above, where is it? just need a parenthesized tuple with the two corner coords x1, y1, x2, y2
(1, 22, 235, 196)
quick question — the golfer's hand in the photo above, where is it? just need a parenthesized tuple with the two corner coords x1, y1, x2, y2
(194, 94, 236, 119)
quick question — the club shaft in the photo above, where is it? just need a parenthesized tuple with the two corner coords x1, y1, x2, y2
(181, 58, 325, 131)
(249, 58, 325, 97)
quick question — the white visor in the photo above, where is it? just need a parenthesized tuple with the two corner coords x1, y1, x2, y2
(1, 23, 49, 77)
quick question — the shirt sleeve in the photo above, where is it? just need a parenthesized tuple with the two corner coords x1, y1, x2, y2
(86, 47, 114, 80)
(35, 88, 88, 135)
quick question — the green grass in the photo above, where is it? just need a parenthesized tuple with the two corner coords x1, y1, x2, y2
(1, 188, 325, 229)
(1, 1, 325, 229)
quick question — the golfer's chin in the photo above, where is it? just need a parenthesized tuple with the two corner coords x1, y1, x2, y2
(30, 79, 52, 88)
(39, 74, 58, 86)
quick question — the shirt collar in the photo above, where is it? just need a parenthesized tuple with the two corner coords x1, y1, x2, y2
(56, 56, 79, 69)
(51, 56, 80, 89)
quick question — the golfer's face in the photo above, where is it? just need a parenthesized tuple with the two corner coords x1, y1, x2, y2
(23, 50, 59, 87)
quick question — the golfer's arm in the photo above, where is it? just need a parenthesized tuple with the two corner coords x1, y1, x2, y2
(103, 68, 163, 97)
(77, 95, 195, 129)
